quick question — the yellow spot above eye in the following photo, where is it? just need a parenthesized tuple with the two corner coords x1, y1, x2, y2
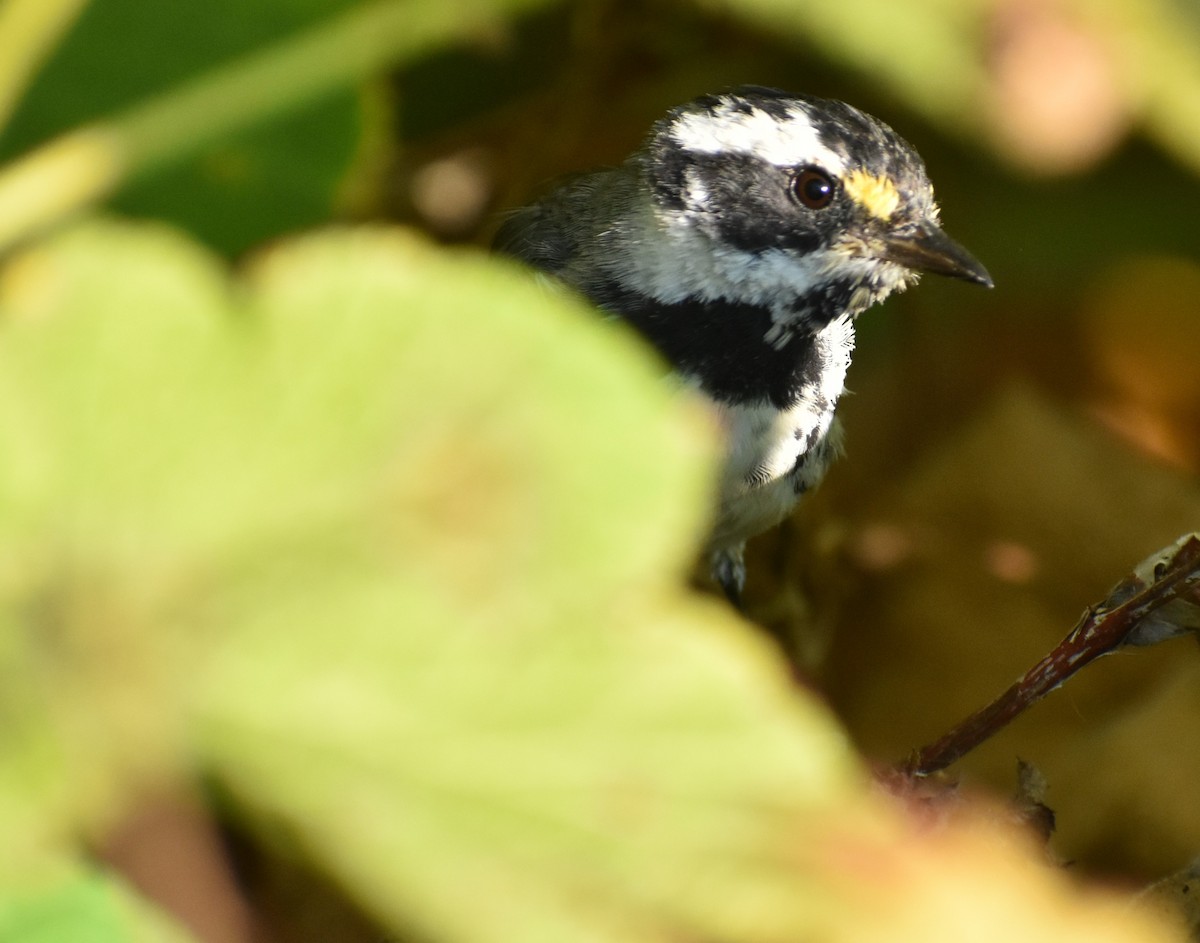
(842, 170, 901, 220)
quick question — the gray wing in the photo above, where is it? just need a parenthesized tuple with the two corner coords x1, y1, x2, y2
(492, 200, 578, 274)
(492, 168, 638, 280)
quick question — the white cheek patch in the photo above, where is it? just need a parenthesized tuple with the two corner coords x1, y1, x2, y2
(670, 103, 845, 173)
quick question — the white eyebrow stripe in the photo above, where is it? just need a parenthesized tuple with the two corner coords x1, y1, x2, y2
(669, 103, 846, 174)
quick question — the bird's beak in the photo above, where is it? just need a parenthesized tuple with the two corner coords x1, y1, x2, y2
(880, 220, 993, 288)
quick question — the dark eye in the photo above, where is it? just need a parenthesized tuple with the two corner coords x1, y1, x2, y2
(792, 168, 835, 209)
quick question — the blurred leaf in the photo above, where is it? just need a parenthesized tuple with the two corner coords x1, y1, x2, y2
(0, 0, 365, 254)
(0, 0, 90, 134)
(0, 219, 865, 941)
(0, 222, 234, 877)
(1136, 853, 1200, 935)
(1093, 0, 1200, 174)
(0, 219, 1186, 943)
(0, 869, 194, 943)
(698, 0, 1200, 176)
(0, 0, 562, 255)
(190, 231, 867, 942)
(701, 0, 989, 125)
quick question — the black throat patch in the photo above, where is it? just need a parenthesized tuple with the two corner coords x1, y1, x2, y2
(591, 280, 853, 409)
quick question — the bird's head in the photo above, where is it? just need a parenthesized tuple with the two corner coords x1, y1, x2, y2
(633, 86, 991, 325)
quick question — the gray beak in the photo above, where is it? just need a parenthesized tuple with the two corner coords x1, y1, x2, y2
(881, 220, 993, 288)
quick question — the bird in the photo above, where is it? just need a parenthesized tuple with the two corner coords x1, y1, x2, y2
(495, 86, 992, 607)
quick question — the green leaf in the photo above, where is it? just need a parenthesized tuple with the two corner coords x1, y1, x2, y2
(0, 0, 564, 255)
(190, 231, 864, 941)
(0, 0, 364, 254)
(703, 0, 989, 125)
(0, 218, 864, 942)
(0, 222, 234, 875)
(0, 215, 1183, 943)
(0, 869, 194, 943)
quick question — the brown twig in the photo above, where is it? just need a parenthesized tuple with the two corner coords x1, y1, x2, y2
(905, 536, 1200, 776)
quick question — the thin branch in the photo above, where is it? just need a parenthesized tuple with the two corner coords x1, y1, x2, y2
(906, 535, 1200, 776)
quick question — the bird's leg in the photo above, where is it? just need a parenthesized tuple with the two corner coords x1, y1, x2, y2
(710, 545, 747, 610)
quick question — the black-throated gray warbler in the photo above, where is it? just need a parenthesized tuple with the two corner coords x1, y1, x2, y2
(496, 86, 992, 606)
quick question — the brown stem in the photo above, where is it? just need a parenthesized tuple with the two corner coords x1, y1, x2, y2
(906, 539, 1200, 776)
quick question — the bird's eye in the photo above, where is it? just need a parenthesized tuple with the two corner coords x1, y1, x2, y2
(792, 168, 835, 209)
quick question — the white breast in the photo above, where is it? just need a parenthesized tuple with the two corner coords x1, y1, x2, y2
(703, 314, 855, 549)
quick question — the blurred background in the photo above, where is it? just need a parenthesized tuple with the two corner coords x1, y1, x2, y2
(3, 0, 1200, 939)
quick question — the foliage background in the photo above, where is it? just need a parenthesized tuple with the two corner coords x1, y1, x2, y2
(0, 0, 1198, 941)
